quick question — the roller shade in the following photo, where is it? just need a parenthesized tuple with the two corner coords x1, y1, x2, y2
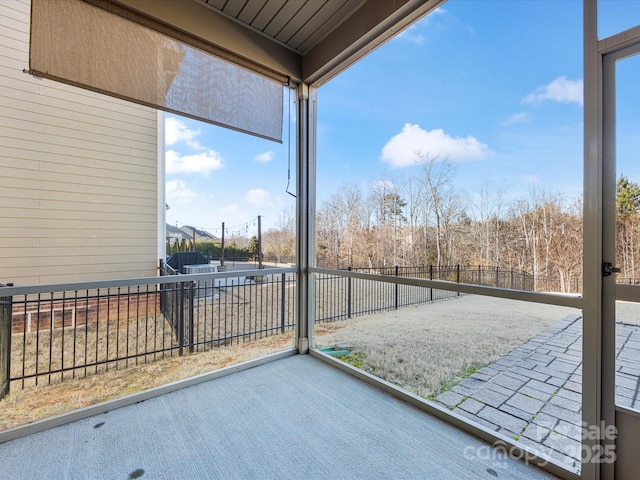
(29, 0, 284, 143)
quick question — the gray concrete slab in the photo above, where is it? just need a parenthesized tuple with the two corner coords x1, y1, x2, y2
(0, 355, 559, 480)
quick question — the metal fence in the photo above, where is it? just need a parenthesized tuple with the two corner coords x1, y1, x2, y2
(533, 276, 582, 294)
(1, 264, 540, 396)
(159, 263, 297, 354)
(8, 283, 168, 391)
(3, 269, 296, 394)
(313, 265, 536, 323)
(349, 265, 535, 291)
(314, 269, 458, 322)
(0, 285, 11, 400)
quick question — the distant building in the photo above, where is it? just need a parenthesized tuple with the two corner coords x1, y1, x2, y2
(180, 226, 219, 243)
(166, 224, 187, 243)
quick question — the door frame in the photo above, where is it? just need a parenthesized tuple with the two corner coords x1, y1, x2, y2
(585, 8, 640, 477)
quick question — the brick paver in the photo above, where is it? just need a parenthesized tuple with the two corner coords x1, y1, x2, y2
(434, 314, 640, 474)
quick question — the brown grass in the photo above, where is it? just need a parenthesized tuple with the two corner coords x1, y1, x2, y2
(11, 282, 295, 389)
(1, 333, 294, 431)
(315, 295, 578, 399)
(12, 314, 176, 388)
(1, 321, 344, 432)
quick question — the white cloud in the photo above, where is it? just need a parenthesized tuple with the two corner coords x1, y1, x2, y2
(380, 123, 492, 167)
(397, 8, 445, 44)
(165, 117, 203, 149)
(166, 149, 223, 175)
(245, 188, 272, 206)
(522, 76, 583, 106)
(398, 24, 425, 45)
(166, 180, 196, 202)
(254, 151, 275, 163)
(503, 112, 533, 126)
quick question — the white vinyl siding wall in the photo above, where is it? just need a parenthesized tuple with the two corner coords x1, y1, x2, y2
(0, 0, 159, 285)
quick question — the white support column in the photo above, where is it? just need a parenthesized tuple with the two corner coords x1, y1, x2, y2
(295, 84, 317, 353)
(157, 110, 167, 263)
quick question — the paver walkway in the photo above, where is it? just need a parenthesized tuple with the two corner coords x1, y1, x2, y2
(434, 314, 640, 473)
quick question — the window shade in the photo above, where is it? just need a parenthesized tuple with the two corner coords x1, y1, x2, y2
(29, 0, 284, 143)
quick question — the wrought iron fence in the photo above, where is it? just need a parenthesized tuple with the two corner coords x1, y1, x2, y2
(532, 276, 582, 294)
(159, 262, 297, 353)
(314, 265, 537, 322)
(350, 265, 535, 291)
(1, 263, 544, 396)
(2, 268, 296, 394)
(0, 284, 11, 400)
(314, 268, 458, 322)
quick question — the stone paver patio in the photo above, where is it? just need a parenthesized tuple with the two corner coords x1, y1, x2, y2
(434, 314, 640, 473)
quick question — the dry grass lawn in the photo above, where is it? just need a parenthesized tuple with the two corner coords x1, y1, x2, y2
(1, 321, 351, 432)
(0, 332, 294, 431)
(315, 295, 578, 399)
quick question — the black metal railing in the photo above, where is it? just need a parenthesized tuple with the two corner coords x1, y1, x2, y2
(533, 276, 582, 294)
(349, 265, 535, 291)
(1, 264, 547, 394)
(0, 284, 12, 401)
(314, 266, 459, 322)
(3, 268, 296, 391)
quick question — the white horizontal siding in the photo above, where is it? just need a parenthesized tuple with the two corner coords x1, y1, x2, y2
(0, 184, 156, 207)
(0, 0, 159, 285)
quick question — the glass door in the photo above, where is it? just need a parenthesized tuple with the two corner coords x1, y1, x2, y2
(613, 53, 640, 412)
(601, 36, 640, 480)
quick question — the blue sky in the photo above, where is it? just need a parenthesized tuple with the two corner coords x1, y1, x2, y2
(164, 0, 640, 235)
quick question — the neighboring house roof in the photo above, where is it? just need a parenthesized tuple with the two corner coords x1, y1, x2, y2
(166, 224, 187, 241)
(180, 225, 219, 242)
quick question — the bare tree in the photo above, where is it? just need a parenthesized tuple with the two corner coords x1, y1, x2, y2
(417, 153, 457, 267)
(617, 175, 640, 282)
(263, 206, 296, 264)
(468, 182, 505, 265)
(369, 180, 407, 267)
(310, 158, 589, 293)
(401, 173, 425, 265)
(316, 183, 370, 268)
(546, 197, 582, 292)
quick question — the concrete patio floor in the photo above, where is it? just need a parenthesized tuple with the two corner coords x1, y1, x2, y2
(0, 354, 559, 480)
(3, 294, 639, 479)
(434, 313, 640, 474)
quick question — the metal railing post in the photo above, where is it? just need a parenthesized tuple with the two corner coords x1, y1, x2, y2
(456, 265, 461, 297)
(495, 266, 499, 288)
(0, 283, 13, 400)
(429, 264, 433, 302)
(188, 282, 195, 354)
(178, 282, 185, 356)
(280, 273, 286, 333)
(394, 265, 399, 310)
(347, 266, 352, 319)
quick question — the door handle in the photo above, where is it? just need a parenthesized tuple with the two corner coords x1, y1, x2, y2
(602, 262, 621, 277)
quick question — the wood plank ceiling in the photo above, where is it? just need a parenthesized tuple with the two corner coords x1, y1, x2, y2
(196, 0, 366, 55)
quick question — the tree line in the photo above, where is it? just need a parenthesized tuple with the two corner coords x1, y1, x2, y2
(166, 236, 258, 259)
(264, 156, 640, 292)
(168, 156, 640, 293)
